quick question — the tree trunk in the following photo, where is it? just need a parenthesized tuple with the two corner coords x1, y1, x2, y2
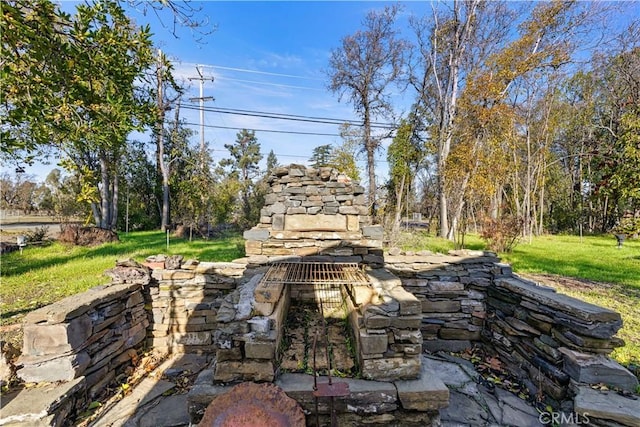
(111, 171, 119, 230)
(392, 174, 406, 239)
(99, 155, 111, 229)
(364, 105, 377, 218)
(156, 51, 171, 232)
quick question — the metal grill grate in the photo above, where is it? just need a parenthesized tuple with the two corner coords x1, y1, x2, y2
(260, 262, 369, 316)
(260, 262, 369, 287)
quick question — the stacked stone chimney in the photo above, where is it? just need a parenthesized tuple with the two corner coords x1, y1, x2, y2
(242, 164, 383, 266)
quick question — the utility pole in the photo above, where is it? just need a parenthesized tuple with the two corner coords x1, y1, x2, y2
(188, 65, 214, 170)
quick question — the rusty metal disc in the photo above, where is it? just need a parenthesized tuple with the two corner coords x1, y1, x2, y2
(199, 382, 305, 427)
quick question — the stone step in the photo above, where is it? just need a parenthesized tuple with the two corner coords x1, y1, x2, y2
(560, 347, 639, 392)
(0, 377, 85, 426)
(573, 385, 640, 426)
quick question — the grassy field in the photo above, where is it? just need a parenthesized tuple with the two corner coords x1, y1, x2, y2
(1, 230, 638, 369)
(0, 230, 244, 325)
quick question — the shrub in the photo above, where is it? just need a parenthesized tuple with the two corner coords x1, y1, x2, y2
(613, 212, 640, 238)
(24, 225, 49, 242)
(480, 215, 522, 253)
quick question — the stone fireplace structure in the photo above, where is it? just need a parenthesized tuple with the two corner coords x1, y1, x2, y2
(213, 165, 424, 384)
(242, 165, 384, 266)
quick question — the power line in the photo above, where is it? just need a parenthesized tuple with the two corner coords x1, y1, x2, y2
(182, 121, 341, 137)
(217, 76, 323, 91)
(182, 62, 324, 81)
(181, 104, 396, 129)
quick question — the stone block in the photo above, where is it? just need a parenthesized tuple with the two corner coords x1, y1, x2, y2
(390, 315, 423, 329)
(272, 213, 285, 230)
(367, 268, 402, 291)
(388, 287, 422, 315)
(174, 332, 211, 346)
(245, 240, 262, 255)
(254, 281, 284, 303)
(421, 300, 461, 313)
(276, 373, 398, 415)
(428, 281, 464, 292)
(22, 313, 93, 356)
(573, 384, 640, 426)
(359, 330, 388, 354)
(361, 356, 421, 381)
(338, 206, 359, 215)
(560, 347, 639, 391)
(362, 225, 383, 240)
(242, 228, 269, 242)
(395, 361, 449, 411)
(364, 314, 390, 329)
(284, 213, 347, 231)
(422, 340, 472, 353)
(439, 327, 481, 341)
(213, 360, 274, 382)
(253, 301, 276, 316)
(216, 347, 242, 362)
(346, 215, 359, 231)
(245, 340, 275, 360)
(18, 351, 91, 382)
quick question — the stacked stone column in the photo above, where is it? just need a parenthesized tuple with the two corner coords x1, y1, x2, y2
(241, 165, 383, 266)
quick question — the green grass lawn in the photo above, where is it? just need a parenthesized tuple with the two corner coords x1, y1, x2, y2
(500, 234, 640, 289)
(0, 230, 244, 325)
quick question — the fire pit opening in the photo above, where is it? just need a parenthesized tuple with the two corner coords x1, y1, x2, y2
(260, 262, 369, 377)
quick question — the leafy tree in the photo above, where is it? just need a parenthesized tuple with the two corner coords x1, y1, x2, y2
(310, 144, 333, 168)
(387, 117, 424, 236)
(119, 141, 160, 231)
(2, 0, 155, 229)
(0, 172, 37, 213)
(327, 4, 407, 217)
(336, 123, 363, 182)
(220, 129, 263, 227)
(265, 150, 279, 174)
(39, 169, 85, 221)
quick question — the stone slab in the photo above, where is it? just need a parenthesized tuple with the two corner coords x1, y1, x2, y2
(136, 394, 191, 427)
(574, 385, 640, 426)
(23, 283, 139, 324)
(276, 373, 398, 414)
(422, 356, 474, 388)
(18, 351, 91, 383)
(284, 213, 347, 231)
(494, 278, 622, 324)
(0, 377, 85, 426)
(92, 377, 176, 427)
(560, 347, 639, 392)
(394, 359, 450, 411)
(366, 268, 402, 291)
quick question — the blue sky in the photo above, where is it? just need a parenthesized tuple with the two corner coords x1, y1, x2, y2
(22, 1, 640, 185)
(139, 1, 419, 180)
(39, 0, 414, 184)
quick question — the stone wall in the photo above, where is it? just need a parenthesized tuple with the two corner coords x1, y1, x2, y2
(485, 276, 635, 402)
(348, 268, 423, 381)
(145, 256, 247, 354)
(242, 165, 384, 266)
(384, 249, 638, 405)
(17, 261, 150, 396)
(385, 250, 498, 353)
(10, 250, 637, 426)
